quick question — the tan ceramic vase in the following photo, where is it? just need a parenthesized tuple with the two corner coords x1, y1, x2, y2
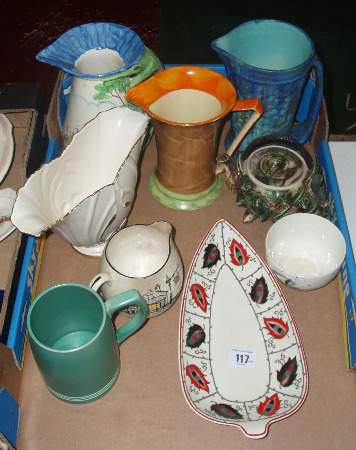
(126, 66, 263, 210)
(152, 118, 219, 195)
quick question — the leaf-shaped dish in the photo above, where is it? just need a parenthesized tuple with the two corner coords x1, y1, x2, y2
(179, 218, 308, 439)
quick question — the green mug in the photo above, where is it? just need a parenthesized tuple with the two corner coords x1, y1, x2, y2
(26, 283, 148, 404)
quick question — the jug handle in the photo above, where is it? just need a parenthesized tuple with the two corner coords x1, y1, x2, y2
(89, 273, 114, 292)
(216, 98, 263, 175)
(226, 98, 263, 158)
(290, 55, 323, 144)
(105, 289, 148, 346)
(88, 272, 114, 291)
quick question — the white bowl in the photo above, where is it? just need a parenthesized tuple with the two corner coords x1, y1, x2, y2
(265, 213, 346, 290)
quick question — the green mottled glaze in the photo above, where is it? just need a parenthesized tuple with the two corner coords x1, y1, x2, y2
(93, 46, 164, 107)
(235, 161, 328, 222)
(93, 46, 164, 148)
(149, 170, 222, 210)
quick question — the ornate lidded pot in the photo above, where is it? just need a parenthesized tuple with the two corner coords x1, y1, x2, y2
(217, 134, 328, 223)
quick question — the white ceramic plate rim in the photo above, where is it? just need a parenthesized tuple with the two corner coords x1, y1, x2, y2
(179, 218, 308, 439)
(0, 114, 14, 184)
(0, 188, 16, 241)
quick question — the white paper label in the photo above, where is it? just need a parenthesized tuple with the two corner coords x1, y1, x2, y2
(229, 348, 256, 369)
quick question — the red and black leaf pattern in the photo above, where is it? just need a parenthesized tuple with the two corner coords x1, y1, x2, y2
(211, 403, 244, 420)
(229, 239, 249, 266)
(202, 244, 221, 268)
(263, 317, 289, 339)
(250, 276, 269, 304)
(190, 283, 209, 312)
(277, 357, 298, 387)
(257, 393, 281, 416)
(186, 324, 206, 348)
(186, 364, 209, 392)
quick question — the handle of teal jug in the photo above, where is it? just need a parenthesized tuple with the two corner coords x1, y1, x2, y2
(105, 289, 148, 346)
(290, 55, 323, 144)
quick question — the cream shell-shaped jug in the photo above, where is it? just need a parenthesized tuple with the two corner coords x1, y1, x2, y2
(11, 107, 150, 256)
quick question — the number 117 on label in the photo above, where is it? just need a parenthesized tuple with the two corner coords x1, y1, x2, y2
(229, 348, 256, 369)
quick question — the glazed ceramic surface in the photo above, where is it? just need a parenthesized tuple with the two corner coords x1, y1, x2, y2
(37, 22, 163, 144)
(217, 134, 328, 223)
(266, 213, 346, 290)
(126, 66, 262, 210)
(90, 222, 183, 317)
(0, 114, 14, 183)
(11, 107, 149, 256)
(212, 20, 323, 152)
(27, 283, 148, 403)
(179, 218, 308, 439)
(0, 188, 16, 241)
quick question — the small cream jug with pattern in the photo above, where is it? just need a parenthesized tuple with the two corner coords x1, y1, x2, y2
(90, 221, 184, 317)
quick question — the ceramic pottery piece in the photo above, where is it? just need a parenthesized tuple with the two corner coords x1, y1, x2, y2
(126, 66, 262, 210)
(27, 283, 148, 403)
(0, 114, 14, 184)
(212, 20, 323, 153)
(90, 221, 183, 317)
(36, 22, 163, 145)
(0, 188, 16, 241)
(179, 218, 308, 439)
(11, 107, 150, 256)
(217, 134, 328, 223)
(266, 213, 346, 290)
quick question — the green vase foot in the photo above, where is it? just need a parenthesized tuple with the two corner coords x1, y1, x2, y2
(149, 171, 222, 210)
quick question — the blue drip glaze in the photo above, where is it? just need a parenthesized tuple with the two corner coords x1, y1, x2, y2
(36, 22, 144, 78)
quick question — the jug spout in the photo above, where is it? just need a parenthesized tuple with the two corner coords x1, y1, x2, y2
(211, 38, 226, 57)
(149, 221, 173, 238)
(126, 65, 243, 125)
(211, 33, 236, 70)
(36, 23, 144, 77)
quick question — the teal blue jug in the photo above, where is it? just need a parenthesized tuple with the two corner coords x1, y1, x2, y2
(212, 19, 323, 153)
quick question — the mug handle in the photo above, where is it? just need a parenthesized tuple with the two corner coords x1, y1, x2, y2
(290, 55, 323, 144)
(105, 289, 148, 346)
(226, 98, 264, 158)
(89, 273, 113, 292)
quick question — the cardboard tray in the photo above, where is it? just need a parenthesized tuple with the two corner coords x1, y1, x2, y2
(0, 83, 49, 448)
(6, 71, 356, 449)
(317, 141, 356, 371)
